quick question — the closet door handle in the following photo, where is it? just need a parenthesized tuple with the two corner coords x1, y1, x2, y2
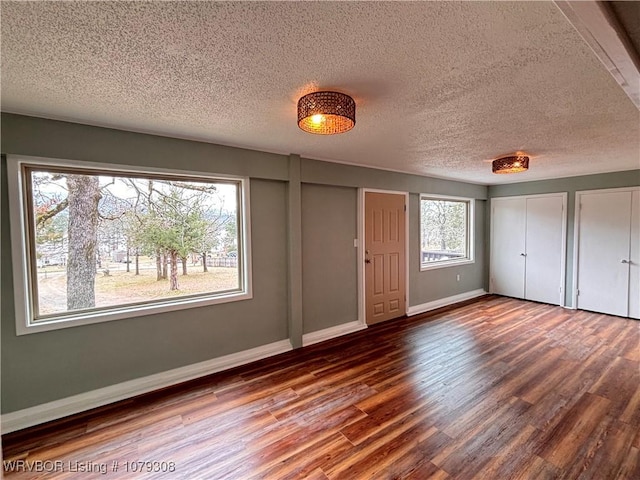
(520, 253, 527, 257)
(621, 259, 630, 264)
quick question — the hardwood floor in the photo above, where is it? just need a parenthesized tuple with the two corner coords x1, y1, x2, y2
(3, 296, 640, 479)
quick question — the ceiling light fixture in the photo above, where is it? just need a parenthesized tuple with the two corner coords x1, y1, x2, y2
(297, 91, 356, 135)
(492, 154, 530, 174)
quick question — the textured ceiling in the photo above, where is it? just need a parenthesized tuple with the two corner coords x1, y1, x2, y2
(1, 1, 638, 185)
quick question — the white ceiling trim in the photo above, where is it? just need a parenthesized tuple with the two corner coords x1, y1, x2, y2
(554, 0, 640, 108)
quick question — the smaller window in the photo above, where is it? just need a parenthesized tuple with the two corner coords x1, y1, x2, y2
(420, 195, 474, 270)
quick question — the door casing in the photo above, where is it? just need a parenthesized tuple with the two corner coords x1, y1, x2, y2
(357, 189, 410, 325)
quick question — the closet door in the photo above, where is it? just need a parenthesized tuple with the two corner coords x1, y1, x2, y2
(577, 191, 632, 317)
(629, 190, 639, 319)
(491, 197, 526, 299)
(525, 196, 564, 304)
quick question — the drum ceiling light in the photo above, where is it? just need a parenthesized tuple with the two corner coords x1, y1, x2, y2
(492, 154, 530, 174)
(297, 91, 356, 135)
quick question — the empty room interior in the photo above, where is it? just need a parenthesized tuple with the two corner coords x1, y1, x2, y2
(1, 1, 639, 479)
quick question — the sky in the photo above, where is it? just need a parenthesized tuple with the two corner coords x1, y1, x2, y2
(31, 169, 238, 213)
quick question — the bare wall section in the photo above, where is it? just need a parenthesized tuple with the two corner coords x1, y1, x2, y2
(301, 158, 487, 200)
(0, 113, 289, 181)
(301, 184, 358, 333)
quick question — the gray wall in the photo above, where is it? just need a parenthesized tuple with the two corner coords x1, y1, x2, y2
(488, 170, 640, 305)
(1, 113, 487, 413)
(0, 113, 289, 181)
(301, 158, 487, 200)
(301, 184, 358, 333)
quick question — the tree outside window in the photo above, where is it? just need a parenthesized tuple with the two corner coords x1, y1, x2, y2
(21, 163, 244, 321)
(420, 196, 473, 268)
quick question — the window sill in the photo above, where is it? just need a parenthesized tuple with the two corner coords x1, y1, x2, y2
(16, 290, 253, 335)
(420, 259, 475, 272)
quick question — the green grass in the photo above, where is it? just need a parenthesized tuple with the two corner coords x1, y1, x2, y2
(37, 266, 239, 315)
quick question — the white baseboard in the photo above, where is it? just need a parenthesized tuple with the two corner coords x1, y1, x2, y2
(302, 320, 367, 347)
(406, 289, 487, 317)
(1, 339, 293, 434)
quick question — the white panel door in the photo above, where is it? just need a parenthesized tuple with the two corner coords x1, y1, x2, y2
(525, 196, 564, 304)
(577, 191, 632, 317)
(365, 192, 406, 325)
(491, 197, 526, 298)
(629, 190, 639, 319)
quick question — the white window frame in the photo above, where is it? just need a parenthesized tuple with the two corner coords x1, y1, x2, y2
(8, 155, 253, 335)
(419, 194, 475, 271)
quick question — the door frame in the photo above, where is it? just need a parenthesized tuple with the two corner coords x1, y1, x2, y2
(357, 188, 410, 325)
(572, 186, 639, 310)
(490, 192, 568, 306)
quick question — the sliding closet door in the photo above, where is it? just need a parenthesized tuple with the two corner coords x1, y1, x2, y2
(629, 190, 639, 319)
(491, 197, 526, 299)
(525, 196, 564, 304)
(491, 194, 566, 305)
(577, 191, 631, 317)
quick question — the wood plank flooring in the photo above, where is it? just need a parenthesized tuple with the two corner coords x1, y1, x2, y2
(3, 296, 640, 479)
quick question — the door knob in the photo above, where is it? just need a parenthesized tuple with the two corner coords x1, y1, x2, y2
(621, 259, 630, 264)
(365, 258, 371, 264)
(520, 253, 527, 257)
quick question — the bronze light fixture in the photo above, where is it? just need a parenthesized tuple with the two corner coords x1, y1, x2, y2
(297, 91, 356, 135)
(492, 154, 530, 174)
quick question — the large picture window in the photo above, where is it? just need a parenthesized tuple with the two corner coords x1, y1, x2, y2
(9, 157, 251, 334)
(420, 195, 474, 270)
